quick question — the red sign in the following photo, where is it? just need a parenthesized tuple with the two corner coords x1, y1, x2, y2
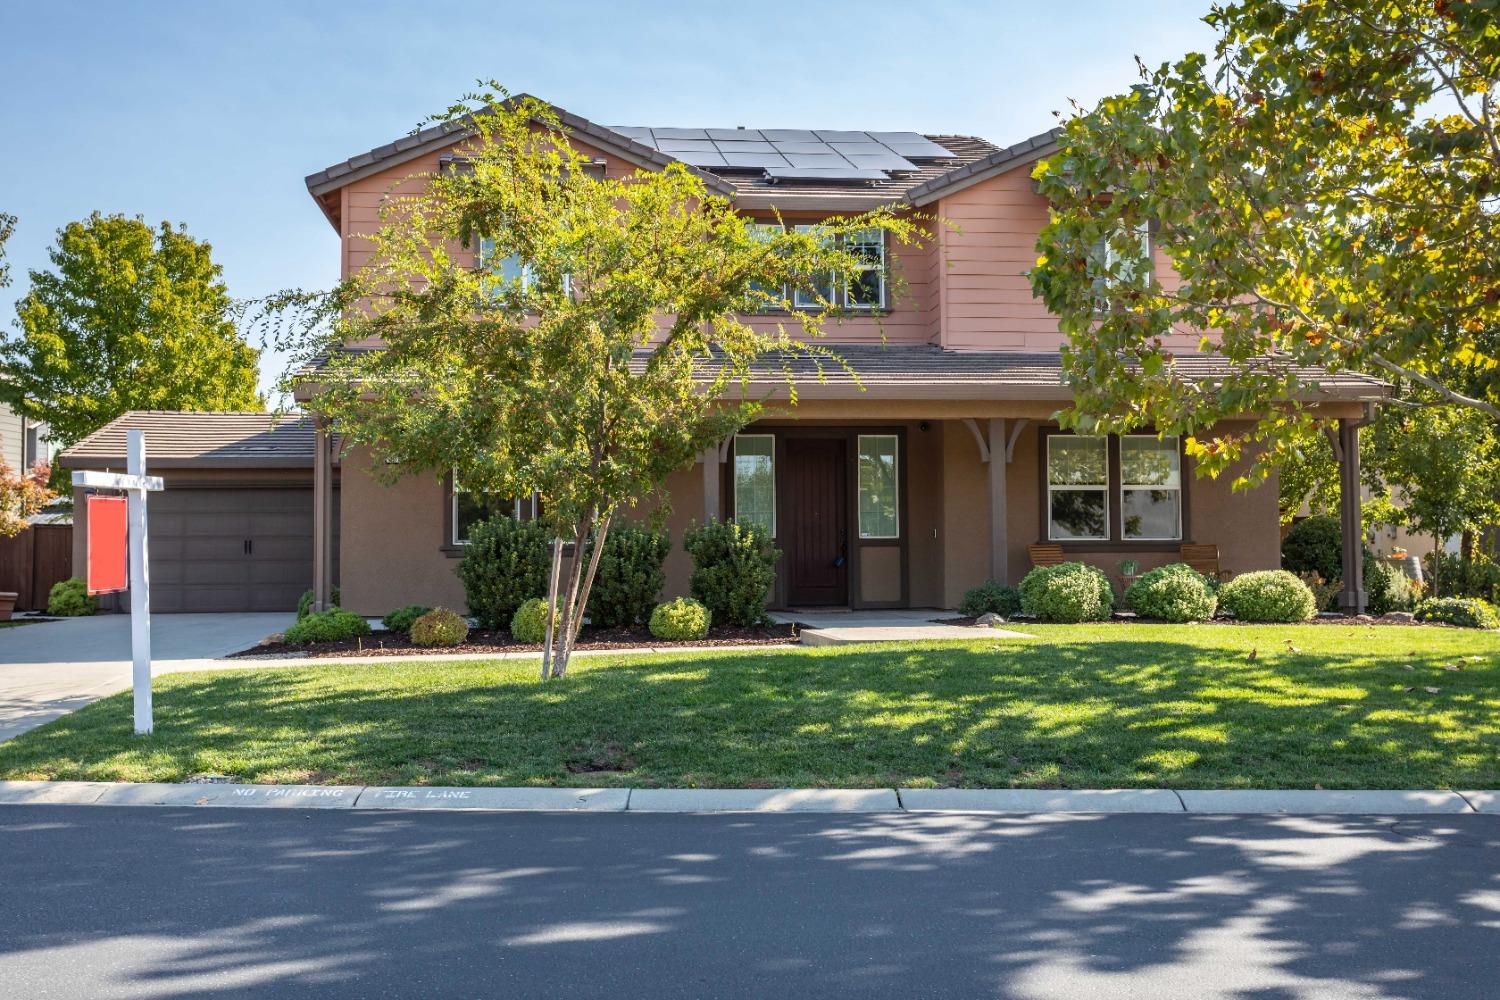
(86, 495, 128, 595)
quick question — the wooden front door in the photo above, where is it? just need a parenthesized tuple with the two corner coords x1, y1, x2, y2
(784, 437, 848, 606)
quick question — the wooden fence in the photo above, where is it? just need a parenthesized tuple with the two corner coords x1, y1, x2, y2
(0, 523, 73, 610)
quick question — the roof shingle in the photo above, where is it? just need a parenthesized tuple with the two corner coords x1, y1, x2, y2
(60, 412, 318, 469)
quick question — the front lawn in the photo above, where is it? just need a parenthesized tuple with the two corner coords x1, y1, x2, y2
(1, 623, 1496, 789)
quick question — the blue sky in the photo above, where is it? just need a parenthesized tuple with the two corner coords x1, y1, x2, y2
(0, 1, 1217, 397)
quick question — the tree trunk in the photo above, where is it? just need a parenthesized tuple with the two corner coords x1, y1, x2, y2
(554, 512, 612, 677)
(549, 512, 594, 679)
(541, 537, 563, 681)
(1432, 533, 1443, 597)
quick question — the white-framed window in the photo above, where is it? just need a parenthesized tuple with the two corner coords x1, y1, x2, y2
(733, 434, 776, 537)
(844, 228, 885, 310)
(1120, 435, 1182, 540)
(450, 471, 523, 546)
(477, 236, 533, 293)
(747, 222, 788, 310)
(1088, 221, 1153, 309)
(857, 434, 899, 538)
(1046, 435, 1109, 541)
(792, 224, 836, 309)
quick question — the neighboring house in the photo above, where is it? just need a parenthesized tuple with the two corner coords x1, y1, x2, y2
(67, 96, 1389, 615)
(0, 401, 50, 472)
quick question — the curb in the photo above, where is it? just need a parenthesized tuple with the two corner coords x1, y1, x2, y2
(0, 782, 1495, 815)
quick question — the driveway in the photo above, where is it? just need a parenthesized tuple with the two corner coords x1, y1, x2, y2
(0, 613, 291, 742)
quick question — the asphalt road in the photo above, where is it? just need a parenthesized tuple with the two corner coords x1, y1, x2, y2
(0, 807, 1495, 999)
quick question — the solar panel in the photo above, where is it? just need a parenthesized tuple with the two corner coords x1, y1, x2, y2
(608, 126, 959, 183)
(764, 167, 889, 182)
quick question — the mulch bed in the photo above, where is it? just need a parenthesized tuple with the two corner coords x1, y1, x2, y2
(229, 622, 801, 659)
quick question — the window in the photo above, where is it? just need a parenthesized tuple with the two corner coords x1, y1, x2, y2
(747, 222, 788, 310)
(792, 224, 836, 309)
(1120, 436, 1181, 540)
(1046, 435, 1109, 541)
(733, 434, 775, 536)
(451, 472, 527, 546)
(477, 236, 532, 293)
(857, 434, 899, 538)
(844, 229, 885, 309)
(1088, 221, 1153, 310)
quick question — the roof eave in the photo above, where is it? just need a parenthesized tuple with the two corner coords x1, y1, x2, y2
(906, 133, 1062, 208)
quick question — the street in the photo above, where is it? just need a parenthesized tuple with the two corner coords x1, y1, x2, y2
(0, 807, 1495, 998)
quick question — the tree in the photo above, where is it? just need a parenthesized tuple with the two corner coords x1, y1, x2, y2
(275, 89, 920, 678)
(1029, 0, 1500, 482)
(1, 213, 262, 447)
(0, 213, 14, 289)
(0, 459, 52, 537)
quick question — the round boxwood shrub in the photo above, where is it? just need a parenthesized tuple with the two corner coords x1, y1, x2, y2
(1124, 563, 1218, 623)
(381, 604, 432, 635)
(510, 597, 557, 644)
(649, 597, 711, 640)
(456, 516, 551, 630)
(958, 580, 1022, 619)
(410, 607, 469, 647)
(283, 609, 371, 644)
(684, 520, 780, 627)
(296, 586, 340, 621)
(1414, 596, 1500, 629)
(585, 526, 670, 628)
(46, 577, 98, 617)
(1281, 515, 1342, 584)
(1218, 570, 1317, 623)
(1018, 562, 1115, 623)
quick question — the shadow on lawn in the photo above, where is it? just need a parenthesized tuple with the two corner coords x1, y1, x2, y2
(0, 806, 1496, 998)
(3, 634, 1496, 789)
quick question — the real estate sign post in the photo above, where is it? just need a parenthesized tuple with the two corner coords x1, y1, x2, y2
(72, 429, 164, 735)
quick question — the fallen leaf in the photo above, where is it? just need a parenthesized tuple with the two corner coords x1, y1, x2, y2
(1403, 664, 1415, 671)
(1441, 664, 1462, 672)
(1247, 649, 1258, 661)
(1424, 686, 1441, 694)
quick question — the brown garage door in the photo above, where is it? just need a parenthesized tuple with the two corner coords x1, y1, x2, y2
(148, 488, 316, 613)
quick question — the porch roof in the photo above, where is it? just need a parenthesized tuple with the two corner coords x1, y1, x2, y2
(632, 345, 1393, 402)
(60, 411, 320, 469)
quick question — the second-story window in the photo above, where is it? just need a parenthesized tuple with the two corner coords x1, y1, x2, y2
(1088, 221, 1152, 311)
(747, 223, 788, 311)
(792, 224, 837, 309)
(844, 229, 885, 310)
(477, 236, 533, 294)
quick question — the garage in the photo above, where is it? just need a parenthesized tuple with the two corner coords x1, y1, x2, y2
(62, 411, 338, 613)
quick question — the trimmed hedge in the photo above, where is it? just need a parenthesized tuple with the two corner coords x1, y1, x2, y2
(456, 516, 551, 629)
(586, 526, 670, 628)
(649, 597, 711, 640)
(283, 609, 370, 644)
(959, 580, 1022, 619)
(1414, 596, 1500, 629)
(684, 520, 780, 627)
(410, 608, 469, 647)
(1124, 563, 1217, 623)
(46, 577, 98, 617)
(1018, 562, 1115, 623)
(510, 597, 557, 644)
(1219, 570, 1317, 623)
(381, 605, 432, 635)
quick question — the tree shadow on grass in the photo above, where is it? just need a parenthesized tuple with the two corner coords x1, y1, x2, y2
(1, 632, 1495, 789)
(0, 806, 1495, 998)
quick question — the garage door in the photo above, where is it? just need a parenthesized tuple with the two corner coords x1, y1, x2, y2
(148, 488, 317, 613)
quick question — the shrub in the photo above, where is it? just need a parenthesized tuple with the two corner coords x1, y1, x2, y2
(1219, 570, 1317, 623)
(283, 608, 371, 644)
(456, 516, 551, 629)
(684, 520, 780, 627)
(1018, 562, 1114, 623)
(1414, 596, 1500, 629)
(1297, 571, 1341, 613)
(1365, 558, 1417, 616)
(1124, 563, 1217, 622)
(586, 526, 670, 628)
(410, 607, 469, 647)
(46, 577, 97, 617)
(381, 605, 432, 635)
(510, 597, 557, 644)
(1281, 514, 1343, 583)
(296, 585, 340, 621)
(958, 580, 1022, 619)
(1423, 550, 1500, 602)
(649, 597, 711, 640)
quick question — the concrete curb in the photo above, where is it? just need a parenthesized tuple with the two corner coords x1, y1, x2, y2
(0, 781, 1494, 815)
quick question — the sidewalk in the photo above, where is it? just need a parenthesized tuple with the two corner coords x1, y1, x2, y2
(0, 781, 1492, 814)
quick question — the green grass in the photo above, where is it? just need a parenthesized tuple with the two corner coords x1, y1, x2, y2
(1, 623, 1496, 789)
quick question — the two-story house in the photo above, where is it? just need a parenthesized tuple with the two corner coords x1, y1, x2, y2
(67, 96, 1387, 616)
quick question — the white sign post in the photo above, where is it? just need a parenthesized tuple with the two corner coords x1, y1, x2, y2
(72, 429, 164, 735)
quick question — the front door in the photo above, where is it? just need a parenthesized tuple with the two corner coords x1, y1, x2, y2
(784, 437, 849, 606)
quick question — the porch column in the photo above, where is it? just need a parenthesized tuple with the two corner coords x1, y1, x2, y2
(1337, 417, 1366, 615)
(700, 447, 720, 525)
(312, 418, 334, 612)
(987, 418, 1008, 584)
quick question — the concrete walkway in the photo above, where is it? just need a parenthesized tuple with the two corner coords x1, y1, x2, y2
(775, 607, 1032, 645)
(0, 613, 292, 742)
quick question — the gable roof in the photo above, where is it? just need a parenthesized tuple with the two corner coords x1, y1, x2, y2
(305, 95, 1060, 226)
(60, 411, 319, 469)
